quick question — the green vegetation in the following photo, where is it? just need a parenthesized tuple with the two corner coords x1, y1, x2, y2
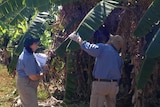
(38, 87, 49, 100)
(0, 65, 16, 106)
(133, 0, 160, 89)
(0, 65, 49, 106)
(0, 0, 160, 106)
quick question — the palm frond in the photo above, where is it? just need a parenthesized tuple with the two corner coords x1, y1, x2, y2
(137, 27, 160, 89)
(145, 27, 160, 58)
(0, 0, 52, 25)
(0, 0, 24, 17)
(0, 0, 36, 25)
(55, 0, 120, 58)
(137, 57, 157, 89)
(0, 0, 82, 26)
(51, 0, 79, 5)
(133, 0, 160, 89)
(26, 0, 51, 12)
(134, 0, 160, 37)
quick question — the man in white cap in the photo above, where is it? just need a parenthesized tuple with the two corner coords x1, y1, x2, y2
(69, 32, 123, 107)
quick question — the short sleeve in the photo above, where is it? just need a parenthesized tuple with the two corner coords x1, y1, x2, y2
(23, 55, 39, 76)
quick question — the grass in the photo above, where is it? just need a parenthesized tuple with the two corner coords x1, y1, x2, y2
(0, 65, 16, 107)
(38, 86, 49, 100)
(0, 65, 49, 106)
(0, 65, 89, 107)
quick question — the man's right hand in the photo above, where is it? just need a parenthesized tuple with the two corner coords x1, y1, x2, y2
(68, 31, 82, 44)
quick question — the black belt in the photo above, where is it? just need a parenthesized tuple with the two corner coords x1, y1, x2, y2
(94, 78, 118, 82)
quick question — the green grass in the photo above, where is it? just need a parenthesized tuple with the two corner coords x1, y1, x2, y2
(0, 65, 49, 106)
(38, 86, 49, 100)
(0, 65, 16, 107)
(60, 102, 89, 107)
(0, 65, 88, 107)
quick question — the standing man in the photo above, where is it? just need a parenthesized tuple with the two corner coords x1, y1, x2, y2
(69, 32, 123, 107)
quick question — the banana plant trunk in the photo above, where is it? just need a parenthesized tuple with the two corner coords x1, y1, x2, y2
(64, 50, 94, 105)
(63, 51, 78, 104)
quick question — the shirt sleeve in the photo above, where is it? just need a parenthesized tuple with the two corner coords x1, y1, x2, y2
(80, 41, 103, 57)
(23, 55, 39, 76)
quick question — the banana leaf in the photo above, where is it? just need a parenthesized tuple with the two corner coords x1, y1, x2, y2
(137, 57, 157, 89)
(26, 0, 52, 12)
(0, 0, 26, 24)
(0, 0, 23, 16)
(51, 0, 79, 5)
(133, 0, 160, 89)
(145, 28, 160, 58)
(8, 12, 49, 73)
(134, 0, 160, 37)
(64, 53, 78, 103)
(137, 27, 160, 89)
(55, 0, 120, 58)
(0, 0, 81, 26)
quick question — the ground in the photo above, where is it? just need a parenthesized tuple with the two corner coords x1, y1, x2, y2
(0, 65, 62, 107)
(0, 66, 16, 107)
(0, 65, 89, 107)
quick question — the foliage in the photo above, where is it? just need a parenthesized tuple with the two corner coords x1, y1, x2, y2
(0, 0, 83, 74)
(38, 86, 49, 100)
(146, 28, 160, 58)
(55, 0, 120, 58)
(8, 12, 50, 74)
(0, 65, 17, 106)
(134, 0, 160, 37)
(133, 0, 160, 89)
(136, 57, 157, 89)
(0, 0, 80, 26)
(63, 52, 78, 104)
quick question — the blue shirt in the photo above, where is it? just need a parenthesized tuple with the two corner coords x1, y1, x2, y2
(16, 48, 41, 78)
(81, 41, 123, 80)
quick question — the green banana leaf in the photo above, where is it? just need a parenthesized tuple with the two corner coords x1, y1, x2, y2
(0, 0, 23, 16)
(8, 12, 49, 73)
(0, 0, 79, 25)
(64, 52, 78, 103)
(51, 0, 79, 5)
(55, 0, 120, 58)
(137, 27, 160, 89)
(26, 0, 51, 12)
(145, 28, 160, 58)
(0, 0, 35, 25)
(137, 57, 157, 89)
(134, 0, 160, 37)
(133, 0, 160, 89)
(0, 0, 81, 25)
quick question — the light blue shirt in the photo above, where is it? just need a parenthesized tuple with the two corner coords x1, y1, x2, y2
(81, 41, 123, 80)
(16, 48, 41, 78)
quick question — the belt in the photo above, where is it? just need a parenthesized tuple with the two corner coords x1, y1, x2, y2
(94, 78, 118, 82)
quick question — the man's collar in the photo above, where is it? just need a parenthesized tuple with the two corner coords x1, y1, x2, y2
(110, 44, 117, 52)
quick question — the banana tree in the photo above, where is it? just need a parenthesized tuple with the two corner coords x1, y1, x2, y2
(0, 0, 81, 73)
(55, 0, 123, 104)
(133, 0, 160, 89)
(0, 0, 79, 25)
(8, 12, 50, 74)
(55, 0, 121, 57)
